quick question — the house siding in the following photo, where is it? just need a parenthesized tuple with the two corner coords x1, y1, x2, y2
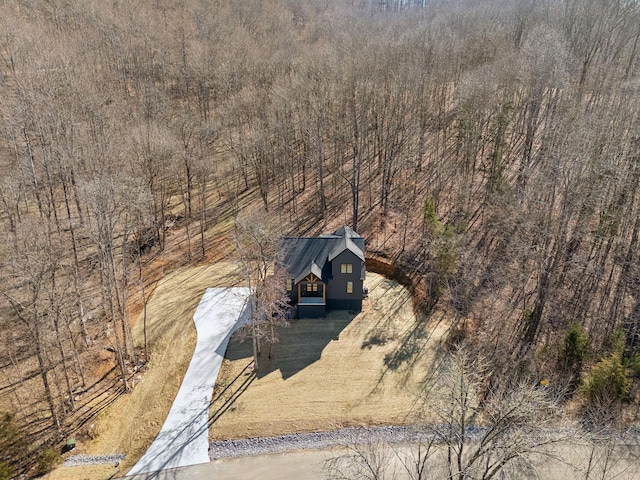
(327, 250, 363, 312)
(287, 284, 296, 304)
(326, 298, 362, 311)
(280, 226, 365, 318)
(298, 304, 326, 318)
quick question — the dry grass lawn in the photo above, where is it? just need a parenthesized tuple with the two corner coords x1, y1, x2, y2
(46, 262, 243, 480)
(47, 268, 449, 480)
(209, 272, 451, 440)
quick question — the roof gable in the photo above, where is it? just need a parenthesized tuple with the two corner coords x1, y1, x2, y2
(332, 225, 360, 239)
(280, 226, 364, 282)
(294, 260, 323, 284)
(328, 235, 364, 262)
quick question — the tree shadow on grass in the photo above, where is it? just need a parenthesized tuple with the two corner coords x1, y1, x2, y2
(361, 334, 388, 349)
(208, 360, 256, 427)
(368, 309, 452, 400)
(360, 278, 411, 355)
(383, 319, 430, 371)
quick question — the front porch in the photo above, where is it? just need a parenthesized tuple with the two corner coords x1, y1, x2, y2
(297, 296, 326, 318)
(295, 273, 325, 318)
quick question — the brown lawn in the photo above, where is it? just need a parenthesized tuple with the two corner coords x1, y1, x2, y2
(46, 262, 243, 480)
(209, 272, 451, 440)
(47, 269, 449, 480)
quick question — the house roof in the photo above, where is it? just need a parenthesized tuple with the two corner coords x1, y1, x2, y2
(294, 260, 323, 284)
(328, 234, 365, 262)
(279, 226, 364, 283)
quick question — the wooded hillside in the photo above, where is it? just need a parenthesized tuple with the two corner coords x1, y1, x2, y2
(1, 0, 640, 475)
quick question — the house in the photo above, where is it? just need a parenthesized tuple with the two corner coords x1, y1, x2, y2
(279, 226, 366, 318)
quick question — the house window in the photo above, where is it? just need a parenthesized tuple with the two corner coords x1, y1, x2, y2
(286, 279, 293, 291)
(306, 283, 318, 293)
(346, 281, 353, 294)
(341, 263, 353, 274)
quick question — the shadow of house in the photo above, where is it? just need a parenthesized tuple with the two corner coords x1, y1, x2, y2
(225, 312, 355, 380)
(223, 235, 365, 379)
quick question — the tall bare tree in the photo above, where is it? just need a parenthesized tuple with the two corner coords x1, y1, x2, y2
(232, 210, 291, 372)
(421, 347, 564, 480)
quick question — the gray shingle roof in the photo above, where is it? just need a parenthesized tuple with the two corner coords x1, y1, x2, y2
(279, 226, 364, 283)
(328, 235, 365, 262)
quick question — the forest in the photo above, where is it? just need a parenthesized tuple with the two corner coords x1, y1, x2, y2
(1, 0, 640, 475)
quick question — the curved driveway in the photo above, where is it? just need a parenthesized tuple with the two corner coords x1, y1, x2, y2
(126, 287, 250, 476)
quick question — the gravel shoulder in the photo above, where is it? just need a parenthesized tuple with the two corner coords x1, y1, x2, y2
(209, 425, 414, 459)
(207, 425, 640, 460)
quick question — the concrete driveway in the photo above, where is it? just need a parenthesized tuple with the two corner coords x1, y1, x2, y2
(126, 287, 250, 476)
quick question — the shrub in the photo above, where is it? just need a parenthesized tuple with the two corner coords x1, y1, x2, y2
(0, 462, 12, 480)
(582, 350, 631, 404)
(423, 198, 439, 234)
(0, 411, 27, 476)
(36, 447, 61, 477)
(0, 412, 18, 443)
(627, 353, 640, 378)
(558, 322, 590, 376)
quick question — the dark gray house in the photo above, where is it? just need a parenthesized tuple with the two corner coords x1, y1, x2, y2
(279, 226, 366, 318)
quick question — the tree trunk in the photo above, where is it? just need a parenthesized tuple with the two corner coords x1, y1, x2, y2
(252, 332, 259, 372)
(32, 301, 60, 430)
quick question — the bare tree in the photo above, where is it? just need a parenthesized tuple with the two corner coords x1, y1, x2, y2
(0, 219, 65, 430)
(325, 347, 565, 480)
(82, 172, 149, 390)
(421, 346, 564, 480)
(324, 432, 400, 480)
(232, 210, 291, 372)
(567, 398, 640, 480)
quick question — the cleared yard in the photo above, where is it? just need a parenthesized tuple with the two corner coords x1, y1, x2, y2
(209, 272, 451, 440)
(127, 287, 250, 475)
(48, 263, 243, 480)
(49, 269, 449, 480)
